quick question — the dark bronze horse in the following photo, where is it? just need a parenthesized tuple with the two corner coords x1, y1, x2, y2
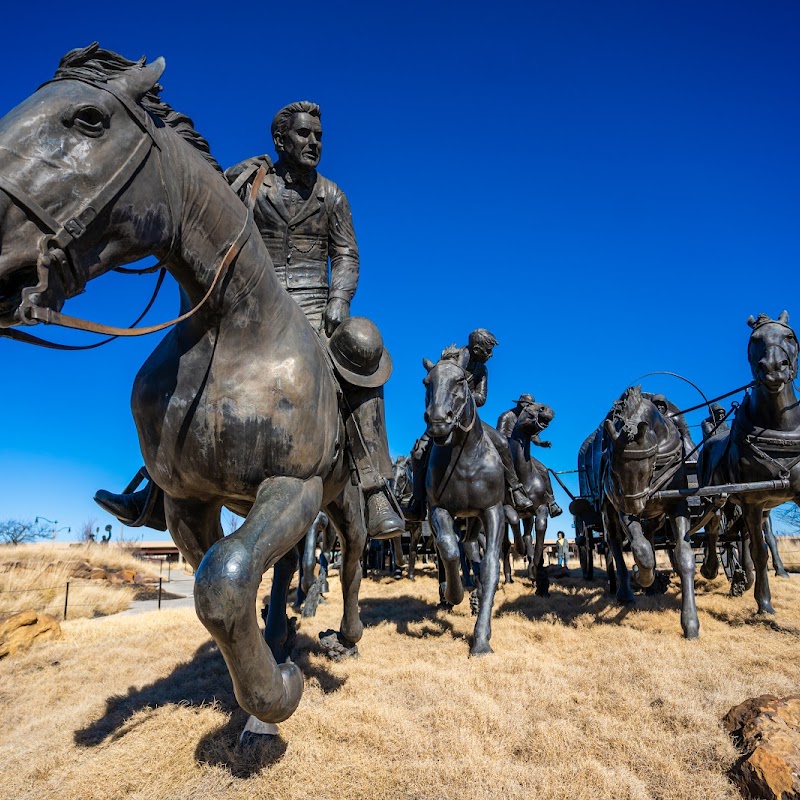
(699, 312, 800, 615)
(390, 455, 433, 580)
(0, 45, 375, 731)
(591, 387, 699, 638)
(505, 401, 556, 594)
(422, 351, 506, 655)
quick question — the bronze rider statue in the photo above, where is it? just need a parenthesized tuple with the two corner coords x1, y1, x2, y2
(95, 101, 404, 540)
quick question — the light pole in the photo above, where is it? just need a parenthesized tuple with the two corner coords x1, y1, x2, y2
(35, 516, 71, 541)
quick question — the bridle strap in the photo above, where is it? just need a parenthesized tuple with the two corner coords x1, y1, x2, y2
(24, 167, 266, 337)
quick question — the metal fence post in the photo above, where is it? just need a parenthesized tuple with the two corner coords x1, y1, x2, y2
(64, 580, 70, 620)
(158, 577, 162, 610)
(167, 560, 171, 583)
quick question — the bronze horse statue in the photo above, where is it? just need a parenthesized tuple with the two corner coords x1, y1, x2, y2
(422, 350, 505, 655)
(586, 387, 700, 638)
(0, 45, 377, 731)
(390, 454, 433, 580)
(504, 400, 556, 594)
(699, 311, 800, 615)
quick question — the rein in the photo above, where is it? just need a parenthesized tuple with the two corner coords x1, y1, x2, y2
(0, 74, 265, 349)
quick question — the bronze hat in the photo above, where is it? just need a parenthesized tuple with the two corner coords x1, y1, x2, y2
(328, 316, 393, 388)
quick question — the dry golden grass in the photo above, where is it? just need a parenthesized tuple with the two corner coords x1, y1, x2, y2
(0, 560, 798, 800)
(0, 543, 160, 620)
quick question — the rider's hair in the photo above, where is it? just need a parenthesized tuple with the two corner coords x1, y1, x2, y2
(271, 102, 322, 143)
(468, 328, 498, 350)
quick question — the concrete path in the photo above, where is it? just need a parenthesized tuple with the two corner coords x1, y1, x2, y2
(117, 571, 196, 615)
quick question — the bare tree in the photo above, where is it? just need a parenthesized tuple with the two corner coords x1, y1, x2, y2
(0, 518, 52, 545)
(80, 517, 98, 543)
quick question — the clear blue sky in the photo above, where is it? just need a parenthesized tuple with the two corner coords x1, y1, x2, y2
(1, 1, 798, 541)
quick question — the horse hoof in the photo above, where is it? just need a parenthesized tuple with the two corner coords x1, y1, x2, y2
(700, 563, 719, 580)
(239, 715, 279, 748)
(436, 601, 454, 612)
(469, 642, 494, 657)
(318, 629, 359, 661)
(757, 603, 776, 615)
(776, 569, 790, 579)
(616, 593, 635, 606)
(683, 623, 700, 640)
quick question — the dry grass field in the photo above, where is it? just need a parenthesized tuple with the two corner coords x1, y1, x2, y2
(0, 543, 160, 619)
(0, 558, 798, 800)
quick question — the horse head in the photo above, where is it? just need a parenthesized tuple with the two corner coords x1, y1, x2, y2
(0, 44, 174, 328)
(747, 311, 799, 394)
(422, 348, 475, 446)
(515, 400, 555, 437)
(604, 386, 659, 516)
(389, 455, 412, 497)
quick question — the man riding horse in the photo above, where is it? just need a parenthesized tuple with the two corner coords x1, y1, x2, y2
(404, 329, 535, 521)
(496, 393, 562, 517)
(95, 101, 404, 540)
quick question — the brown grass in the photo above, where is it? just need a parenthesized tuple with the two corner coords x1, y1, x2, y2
(0, 543, 160, 620)
(0, 561, 798, 800)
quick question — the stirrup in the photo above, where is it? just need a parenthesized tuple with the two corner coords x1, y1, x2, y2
(113, 468, 167, 530)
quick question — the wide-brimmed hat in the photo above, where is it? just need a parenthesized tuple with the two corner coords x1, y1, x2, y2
(328, 316, 393, 388)
(514, 393, 536, 406)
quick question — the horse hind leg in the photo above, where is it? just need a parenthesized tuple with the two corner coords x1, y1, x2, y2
(764, 514, 790, 578)
(671, 503, 699, 639)
(318, 482, 366, 659)
(532, 506, 550, 597)
(193, 476, 322, 725)
(700, 511, 721, 580)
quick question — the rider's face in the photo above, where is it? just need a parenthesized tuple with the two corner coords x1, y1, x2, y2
(275, 112, 322, 169)
(471, 343, 494, 363)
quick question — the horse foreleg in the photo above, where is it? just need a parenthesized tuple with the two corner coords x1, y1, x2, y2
(265, 547, 300, 661)
(604, 508, 633, 604)
(300, 521, 318, 601)
(532, 505, 550, 597)
(743, 504, 774, 614)
(408, 523, 421, 580)
(431, 507, 465, 606)
(700, 509, 721, 580)
(194, 476, 321, 724)
(502, 535, 513, 584)
(670, 502, 699, 639)
(471, 504, 504, 656)
(764, 514, 790, 578)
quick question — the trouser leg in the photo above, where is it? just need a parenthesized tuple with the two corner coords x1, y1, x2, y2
(343, 383, 404, 539)
(405, 434, 431, 521)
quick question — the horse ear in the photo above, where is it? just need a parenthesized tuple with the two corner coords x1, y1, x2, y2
(604, 418, 618, 442)
(779, 310, 790, 324)
(747, 315, 757, 329)
(422, 357, 434, 372)
(112, 57, 166, 101)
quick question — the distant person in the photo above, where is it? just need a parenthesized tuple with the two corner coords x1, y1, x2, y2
(556, 531, 569, 568)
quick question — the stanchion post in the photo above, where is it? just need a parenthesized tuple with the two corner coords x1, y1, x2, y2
(168, 560, 171, 583)
(158, 577, 162, 610)
(64, 580, 70, 621)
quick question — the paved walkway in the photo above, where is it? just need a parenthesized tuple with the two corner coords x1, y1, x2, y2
(117, 571, 196, 615)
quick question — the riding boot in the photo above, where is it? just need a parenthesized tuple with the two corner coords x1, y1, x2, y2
(483, 424, 534, 511)
(343, 383, 405, 540)
(94, 468, 168, 531)
(403, 434, 430, 522)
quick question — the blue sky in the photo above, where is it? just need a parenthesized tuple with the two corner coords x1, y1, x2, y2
(1, 1, 798, 541)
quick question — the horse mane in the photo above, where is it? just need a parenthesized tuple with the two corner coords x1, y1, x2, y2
(614, 385, 644, 420)
(52, 43, 223, 174)
(440, 344, 461, 361)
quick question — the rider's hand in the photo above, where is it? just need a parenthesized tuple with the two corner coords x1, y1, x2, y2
(324, 298, 350, 336)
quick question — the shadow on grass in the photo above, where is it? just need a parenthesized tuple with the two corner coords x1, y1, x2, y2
(702, 607, 800, 638)
(496, 567, 682, 627)
(358, 592, 458, 640)
(74, 628, 345, 763)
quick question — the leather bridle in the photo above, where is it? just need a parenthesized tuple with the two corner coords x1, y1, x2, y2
(0, 75, 264, 347)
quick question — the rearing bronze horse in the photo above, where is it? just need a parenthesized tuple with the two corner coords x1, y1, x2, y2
(0, 45, 373, 730)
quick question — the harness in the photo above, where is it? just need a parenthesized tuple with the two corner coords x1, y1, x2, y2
(0, 75, 264, 349)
